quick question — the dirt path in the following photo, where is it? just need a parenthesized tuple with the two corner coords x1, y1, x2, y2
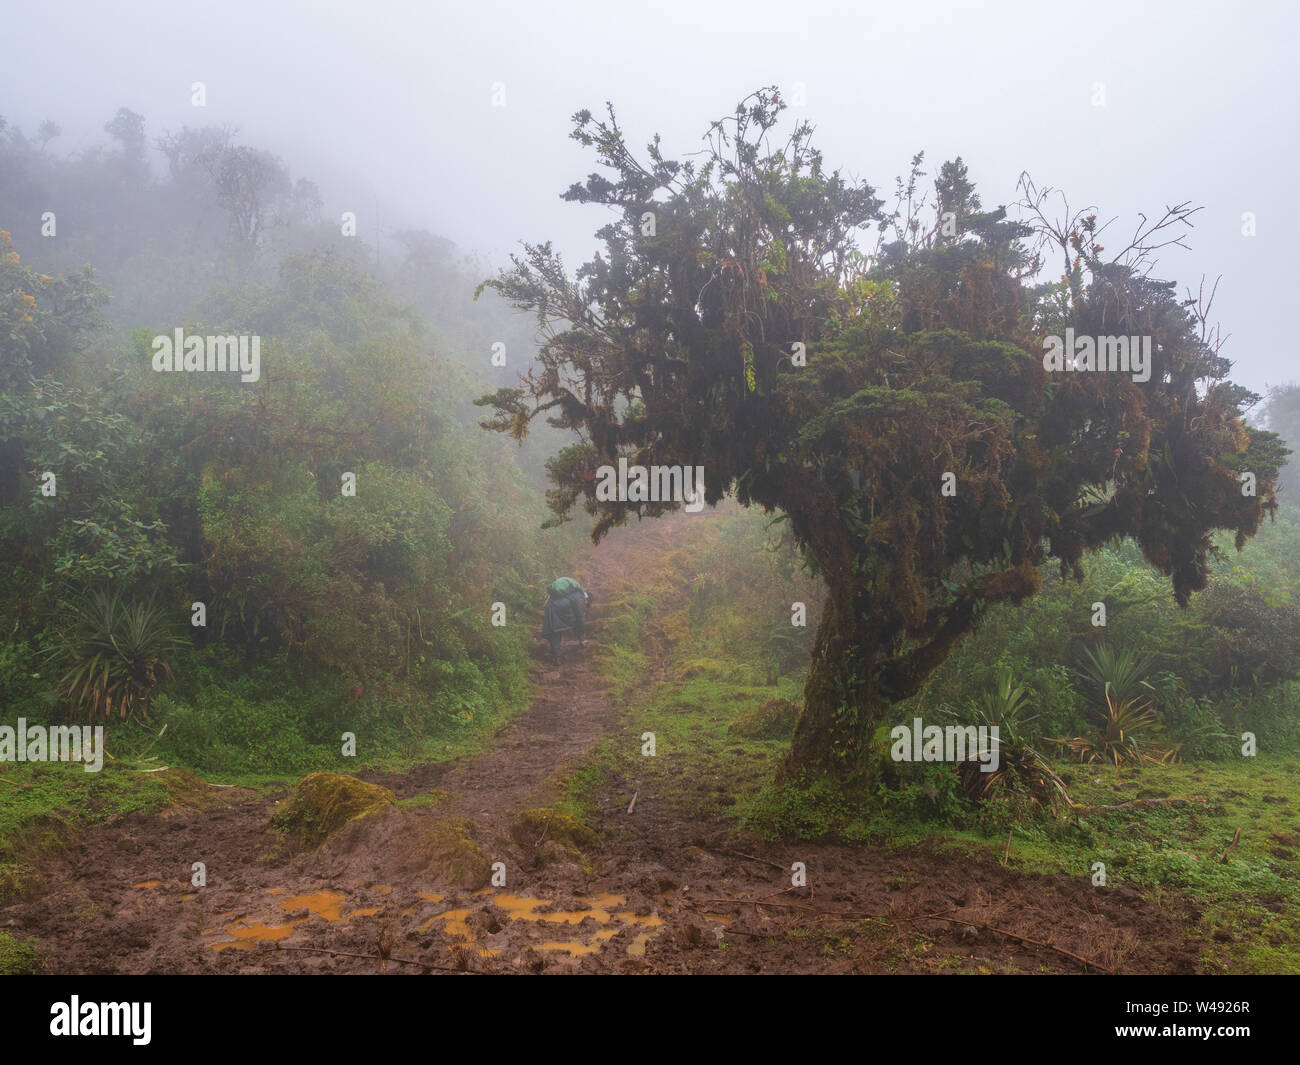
(1, 513, 1205, 974)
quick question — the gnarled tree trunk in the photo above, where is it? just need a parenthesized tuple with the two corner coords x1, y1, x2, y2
(785, 592, 884, 775)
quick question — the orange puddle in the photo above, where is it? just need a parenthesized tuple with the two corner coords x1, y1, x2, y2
(210, 890, 384, 951)
(419, 907, 468, 935)
(424, 892, 666, 959)
(133, 880, 162, 889)
(615, 911, 664, 928)
(539, 940, 601, 956)
(491, 893, 622, 925)
(212, 921, 299, 951)
(278, 890, 349, 922)
(209, 887, 666, 959)
(420, 907, 500, 958)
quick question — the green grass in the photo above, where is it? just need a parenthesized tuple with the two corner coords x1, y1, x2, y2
(581, 657, 799, 825)
(989, 757, 1300, 974)
(0, 759, 174, 904)
(0, 930, 39, 974)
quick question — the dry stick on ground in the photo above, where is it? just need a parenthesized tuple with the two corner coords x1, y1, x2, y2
(273, 943, 480, 974)
(718, 849, 785, 871)
(627, 790, 638, 815)
(1219, 826, 1242, 864)
(915, 913, 1114, 974)
(534, 804, 558, 847)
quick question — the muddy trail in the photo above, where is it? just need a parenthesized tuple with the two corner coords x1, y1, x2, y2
(3, 514, 1204, 975)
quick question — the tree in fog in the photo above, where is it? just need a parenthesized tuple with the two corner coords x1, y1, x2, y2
(478, 88, 1286, 774)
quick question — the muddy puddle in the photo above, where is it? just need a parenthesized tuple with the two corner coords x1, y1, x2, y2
(198, 884, 667, 960)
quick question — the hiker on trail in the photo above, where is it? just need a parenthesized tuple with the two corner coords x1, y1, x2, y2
(541, 576, 591, 665)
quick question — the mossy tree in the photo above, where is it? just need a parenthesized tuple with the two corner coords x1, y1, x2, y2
(476, 88, 1287, 776)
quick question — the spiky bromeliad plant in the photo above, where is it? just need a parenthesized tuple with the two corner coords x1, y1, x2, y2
(1048, 643, 1179, 765)
(48, 589, 183, 721)
(946, 667, 1071, 811)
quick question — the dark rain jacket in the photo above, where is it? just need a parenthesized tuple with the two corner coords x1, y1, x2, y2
(542, 578, 587, 636)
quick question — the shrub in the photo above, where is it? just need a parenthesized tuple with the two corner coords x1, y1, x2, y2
(1223, 680, 1300, 752)
(739, 775, 854, 840)
(1159, 690, 1235, 760)
(46, 589, 183, 720)
(1050, 643, 1177, 765)
(947, 668, 1070, 813)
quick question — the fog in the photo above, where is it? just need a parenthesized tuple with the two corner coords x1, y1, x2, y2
(6, 1, 1300, 990)
(3, 0, 1297, 393)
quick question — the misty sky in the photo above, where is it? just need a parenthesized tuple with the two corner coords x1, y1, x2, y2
(4, 0, 1297, 396)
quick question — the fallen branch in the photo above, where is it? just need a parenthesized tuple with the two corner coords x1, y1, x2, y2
(627, 791, 638, 815)
(722, 849, 785, 871)
(916, 913, 1114, 974)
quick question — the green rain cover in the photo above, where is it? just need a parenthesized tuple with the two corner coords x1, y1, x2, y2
(547, 577, 582, 599)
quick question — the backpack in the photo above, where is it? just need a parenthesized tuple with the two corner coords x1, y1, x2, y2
(547, 577, 582, 599)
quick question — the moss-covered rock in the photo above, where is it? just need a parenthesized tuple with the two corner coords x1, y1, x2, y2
(730, 697, 800, 740)
(416, 818, 491, 889)
(270, 772, 396, 848)
(510, 808, 599, 851)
